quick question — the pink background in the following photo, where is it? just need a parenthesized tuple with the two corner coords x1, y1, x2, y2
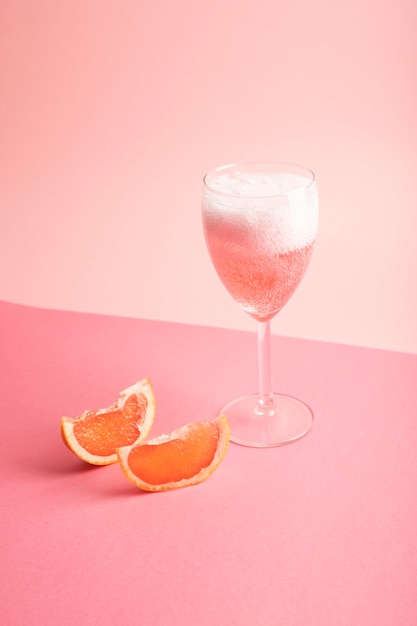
(1, 0, 416, 353)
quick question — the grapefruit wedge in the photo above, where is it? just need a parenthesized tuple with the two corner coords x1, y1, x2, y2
(117, 415, 230, 491)
(61, 379, 155, 465)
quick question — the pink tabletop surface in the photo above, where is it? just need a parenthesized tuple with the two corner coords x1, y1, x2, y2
(1, 300, 416, 626)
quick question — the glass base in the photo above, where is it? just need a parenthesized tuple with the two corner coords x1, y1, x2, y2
(221, 393, 313, 447)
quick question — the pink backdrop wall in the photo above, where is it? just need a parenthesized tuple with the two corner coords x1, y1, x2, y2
(1, 0, 416, 353)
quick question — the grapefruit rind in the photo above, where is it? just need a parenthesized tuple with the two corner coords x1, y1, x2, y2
(116, 415, 230, 491)
(61, 379, 156, 465)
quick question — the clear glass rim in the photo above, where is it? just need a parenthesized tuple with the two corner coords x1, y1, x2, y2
(203, 161, 316, 199)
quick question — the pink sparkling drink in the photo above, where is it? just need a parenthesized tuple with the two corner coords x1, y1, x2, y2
(202, 168, 318, 322)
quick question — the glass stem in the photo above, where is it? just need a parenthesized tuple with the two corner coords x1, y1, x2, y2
(257, 321, 275, 414)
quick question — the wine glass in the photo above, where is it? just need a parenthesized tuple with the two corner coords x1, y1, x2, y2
(202, 162, 319, 447)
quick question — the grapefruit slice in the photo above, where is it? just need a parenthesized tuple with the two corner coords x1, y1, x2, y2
(117, 415, 230, 491)
(61, 379, 155, 465)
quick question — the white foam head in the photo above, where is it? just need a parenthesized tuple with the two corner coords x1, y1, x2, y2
(203, 167, 319, 253)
